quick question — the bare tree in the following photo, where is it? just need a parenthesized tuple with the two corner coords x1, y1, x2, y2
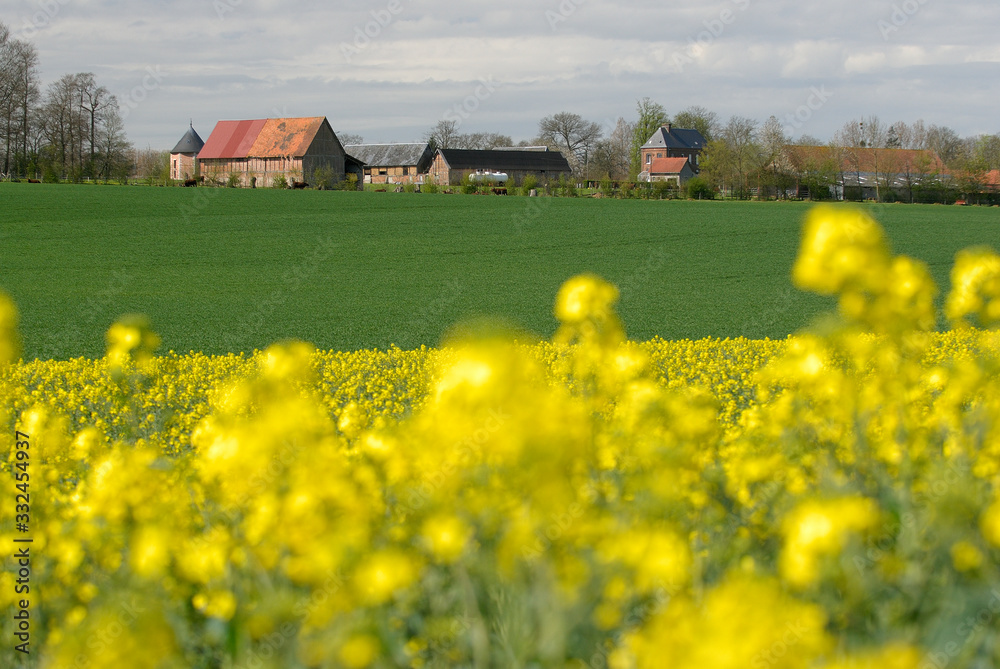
(538, 111, 602, 174)
(721, 116, 760, 198)
(424, 120, 461, 150)
(0, 23, 39, 176)
(457, 132, 514, 150)
(591, 117, 634, 180)
(925, 124, 966, 166)
(96, 103, 132, 182)
(759, 116, 791, 198)
(77, 73, 115, 171)
(337, 132, 364, 146)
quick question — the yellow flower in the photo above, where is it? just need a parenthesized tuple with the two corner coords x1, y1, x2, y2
(780, 497, 879, 588)
(354, 550, 420, 606)
(946, 247, 1000, 327)
(950, 541, 983, 572)
(421, 514, 471, 564)
(106, 314, 160, 374)
(339, 634, 379, 668)
(792, 206, 890, 295)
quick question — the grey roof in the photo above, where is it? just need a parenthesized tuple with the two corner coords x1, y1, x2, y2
(437, 148, 572, 173)
(344, 143, 433, 169)
(641, 125, 707, 151)
(170, 125, 205, 154)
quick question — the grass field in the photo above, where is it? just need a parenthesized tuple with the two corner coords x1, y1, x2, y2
(1, 182, 997, 359)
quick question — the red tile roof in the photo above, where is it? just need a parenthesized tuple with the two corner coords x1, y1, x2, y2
(649, 157, 691, 175)
(198, 117, 328, 160)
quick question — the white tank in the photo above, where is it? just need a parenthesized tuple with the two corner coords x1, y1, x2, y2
(469, 171, 509, 183)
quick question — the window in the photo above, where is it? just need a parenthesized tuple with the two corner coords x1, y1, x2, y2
(657, 153, 662, 158)
(379, 169, 388, 176)
(646, 154, 652, 164)
(403, 167, 410, 176)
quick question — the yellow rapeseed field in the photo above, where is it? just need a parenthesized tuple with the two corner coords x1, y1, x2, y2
(2, 205, 1000, 668)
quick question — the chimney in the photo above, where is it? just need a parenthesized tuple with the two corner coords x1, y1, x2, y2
(663, 123, 672, 132)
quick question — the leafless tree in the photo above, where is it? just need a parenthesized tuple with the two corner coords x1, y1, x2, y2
(424, 119, 461, 149)
(337, 132, 364, 146)
(538, 111, 603, 174)
(591, 117, 634, 180)
(0, 23, 40, 176)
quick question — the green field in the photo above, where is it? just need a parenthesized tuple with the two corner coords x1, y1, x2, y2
(1, 183, 997, 359)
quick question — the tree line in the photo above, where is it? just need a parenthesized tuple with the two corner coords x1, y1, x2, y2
(422, 97, 1000, 202)
(0, 21, 132, 181)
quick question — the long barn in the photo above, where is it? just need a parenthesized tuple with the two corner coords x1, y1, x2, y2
(428, 148, 572, 187)
(197, 117, 349, 188)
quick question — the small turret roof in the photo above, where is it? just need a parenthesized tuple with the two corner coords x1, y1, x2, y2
(171, 124, 205, 155)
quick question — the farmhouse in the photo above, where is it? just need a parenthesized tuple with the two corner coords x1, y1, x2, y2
(647, 157, 696, 186)
(428, 148, 572, 186)
(344, 143, 434, 185)
(640, 124, 708, 177)
(198, 117, 349, 188)
(783, 145, 948, 200)
(169, 123, 205, 181)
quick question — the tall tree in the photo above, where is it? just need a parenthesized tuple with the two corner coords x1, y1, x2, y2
(925, 124, 966, 166)
(77, 73, 114, 171)
(629, 97, 669, 178)
(672, 105, 720, 142)
(537, 111, 602, 174)
(0, 23, 39, 176)
(759, 116, 791, 198)
(591, 117, 634, 180)
(720, 115, 761, 198)
(424, 120, 461, 150)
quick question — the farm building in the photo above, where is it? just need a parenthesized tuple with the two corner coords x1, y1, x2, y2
(344, 143, 434, 185)
(640, 124, 708, 175)
(169, 123, 205, 181)
(646, 157, 696, 186)
(428, 148, 572, 186)
(783, 145, 949, 200)
(197, 117, 350, 188)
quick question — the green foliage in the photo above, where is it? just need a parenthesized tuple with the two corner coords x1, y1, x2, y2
(422, 180, 439, 194)
(685, 177, 714, 200)
(227, 172, 243, 188)
(461, 173, 478, 195)
(600, 176, 614, 199)
(312, 165, 336, 190)
(652, 179, 674, 200)
(520, 174, 538, 196)
(630, 97, 670, 178)
(271, 174, 288, 190)
(559, 174, 577, 197)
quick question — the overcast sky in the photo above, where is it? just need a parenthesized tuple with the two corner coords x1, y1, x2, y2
(4, 0, 999, 150)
